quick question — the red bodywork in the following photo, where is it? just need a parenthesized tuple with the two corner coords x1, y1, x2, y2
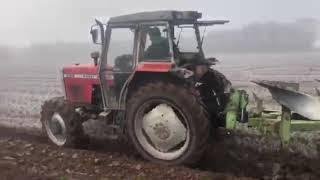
(63, 64, 100, 104)
(63, 62, 173, 104)
(136, 62, 173, 72)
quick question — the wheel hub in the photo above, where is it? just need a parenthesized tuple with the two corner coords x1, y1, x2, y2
(50, 120, 62, 134)
(45, 112, 67, 146)
(142, 104, 187, 152)
(153, 123, 171, 140)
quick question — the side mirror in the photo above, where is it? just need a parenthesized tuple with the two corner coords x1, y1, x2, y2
(90, 25, 102, 44)
(91, 51, 100, 66)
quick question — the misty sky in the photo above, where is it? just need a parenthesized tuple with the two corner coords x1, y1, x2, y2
(1, 0, 320, 46)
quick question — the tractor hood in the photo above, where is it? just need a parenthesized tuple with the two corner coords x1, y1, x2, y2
(63, 64, 98, 76)
(62, 63, 109, 104)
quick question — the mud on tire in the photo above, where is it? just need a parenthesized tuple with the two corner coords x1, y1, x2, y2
(126, 81, 210, 165)
(40, 97, 88, 148)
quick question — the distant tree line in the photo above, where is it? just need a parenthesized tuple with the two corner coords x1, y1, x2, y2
(204, 18, 319, 53)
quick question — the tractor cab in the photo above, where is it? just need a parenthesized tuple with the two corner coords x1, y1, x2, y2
(89, 11, 229, 110)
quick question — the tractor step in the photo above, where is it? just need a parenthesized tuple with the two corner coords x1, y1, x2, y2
(98, 110, 112, 120)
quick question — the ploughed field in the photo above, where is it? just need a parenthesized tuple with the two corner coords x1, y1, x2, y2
(1, 52, 320, 179)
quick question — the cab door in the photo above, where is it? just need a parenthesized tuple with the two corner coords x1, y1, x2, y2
(99, 25, 138, 109)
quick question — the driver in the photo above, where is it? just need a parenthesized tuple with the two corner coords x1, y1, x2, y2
(144, 27, 170, 59)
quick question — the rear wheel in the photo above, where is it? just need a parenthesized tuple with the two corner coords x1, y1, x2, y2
(40, 97, 88, 148)
(126, 82, 210, 165)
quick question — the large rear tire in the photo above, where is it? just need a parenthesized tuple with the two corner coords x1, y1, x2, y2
(40, 97, 88, 148)
(126, 82, 210, 165)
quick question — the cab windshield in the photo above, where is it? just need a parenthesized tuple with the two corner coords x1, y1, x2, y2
(173, 25, 204, 54)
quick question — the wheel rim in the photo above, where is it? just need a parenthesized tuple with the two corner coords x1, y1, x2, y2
(45, 112, 67, 146)
(134, 101, 190, 161)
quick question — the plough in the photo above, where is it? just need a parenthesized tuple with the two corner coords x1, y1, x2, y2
(226, 80, 320, 145)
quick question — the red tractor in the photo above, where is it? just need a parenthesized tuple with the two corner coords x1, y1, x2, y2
(41, 11, 233, 165)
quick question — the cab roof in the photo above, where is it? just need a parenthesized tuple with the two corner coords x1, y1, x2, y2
(108, 10, 202, 24)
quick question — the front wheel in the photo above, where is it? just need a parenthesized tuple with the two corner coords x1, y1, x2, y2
(126, 82, 210, 165)
(40, 97, 88, 148)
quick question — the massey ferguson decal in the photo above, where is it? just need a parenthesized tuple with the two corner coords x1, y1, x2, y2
(63, 74, 98, 79)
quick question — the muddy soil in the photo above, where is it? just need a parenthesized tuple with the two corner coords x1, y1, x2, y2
(202, 131, 320, 180)
(0, 126, 255, 180)
(0, 126, 319, 180)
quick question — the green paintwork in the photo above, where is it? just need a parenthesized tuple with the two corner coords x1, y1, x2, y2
(291, 120, 320, 131)
(247, 115, 320, 145)
(248, 117, 320, 133)
(248, 118, 280, 135)
(224, 88, 320, 145)
(225, 89, 249, 129)
(225, 89, 240, 129)
(239, 91, 249, 109)
(279, 106, 291, 145)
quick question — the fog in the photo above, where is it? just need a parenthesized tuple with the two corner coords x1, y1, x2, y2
(1, 0, 320, 45)
(0, 0, 320, 69)
(205, 18, 319, 53)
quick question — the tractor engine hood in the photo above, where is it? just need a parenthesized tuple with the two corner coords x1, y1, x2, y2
(63, 64, 99, 78)
(62, 63, 114, 104)
(62, 64, 101, 104)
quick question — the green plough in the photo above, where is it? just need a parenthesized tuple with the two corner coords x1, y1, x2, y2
(225, 80, 320, 146)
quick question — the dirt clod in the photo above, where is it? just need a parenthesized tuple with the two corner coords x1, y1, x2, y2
(72, 153, 78, 159)
(109, 160, 120, 167)
(94, 158, 100, 164)
(272, 163, 281, 175)
(24, 143, 32, 148)
(2, 156, 15, 160)
(135, 164, 142, 170)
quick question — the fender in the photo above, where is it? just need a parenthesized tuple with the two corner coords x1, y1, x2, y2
(135, 62, 174, 72)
